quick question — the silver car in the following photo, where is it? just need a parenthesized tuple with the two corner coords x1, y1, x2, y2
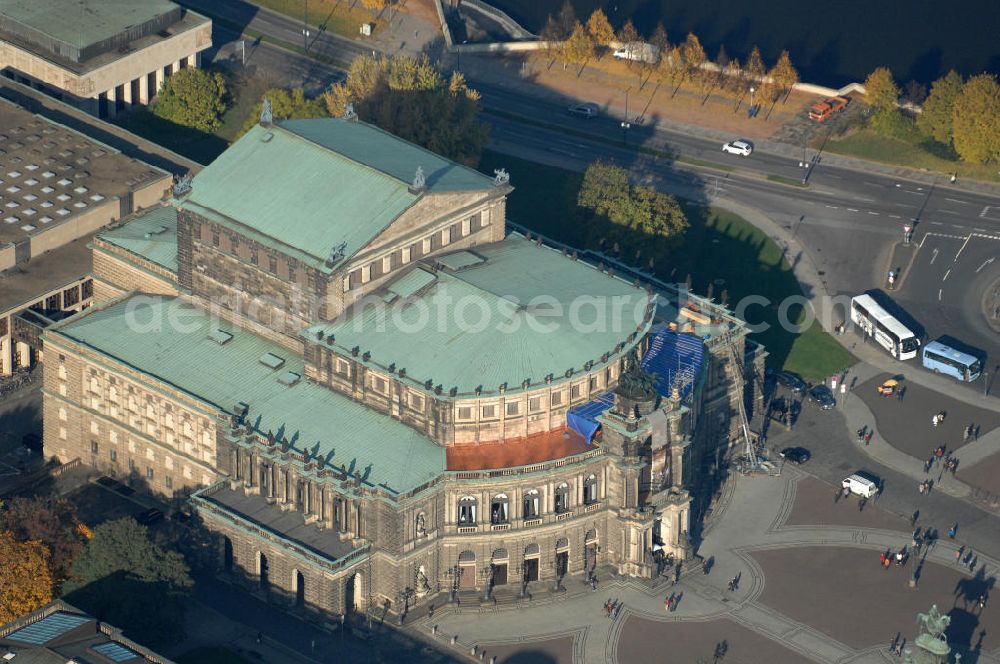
(568, 103, 599, 119)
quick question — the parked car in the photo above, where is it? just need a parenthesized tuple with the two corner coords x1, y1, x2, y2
(722, 139, 753, 156)
(780, 447, 811, 464)
(567, 102, 599, 119)
(808, 384, 836, 410)
(136, 507, 164, 526)
(774, 370, 806, 395)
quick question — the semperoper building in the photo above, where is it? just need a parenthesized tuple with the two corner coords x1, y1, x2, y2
(42, 110, 763, 621)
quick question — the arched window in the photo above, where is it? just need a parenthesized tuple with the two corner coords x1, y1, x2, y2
(584, 473, 599, 505)
(491, 493, 509, 524)
(458, 496, 477, 526)
(555, 482, 570, 514)
(523, 489, 540, 519)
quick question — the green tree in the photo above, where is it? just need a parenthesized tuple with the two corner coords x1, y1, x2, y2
(864, 66, 900, 113)
(577, 161, 689, 250)
(917, 70, 963, 144)
(585, 8, 615, 55)
(152, 67, 228, 132)
(562, 22, 595, 74)
(0, 496, 84, 581)
(0, 530, 52, 624)
(951, 74, 1000, 163)
(768, 50, 799, 102)
(745, 46, 766, 90)
(324, 54, 488, 167)
(63, 518, 192, 647)
(241, 87, 328, 135)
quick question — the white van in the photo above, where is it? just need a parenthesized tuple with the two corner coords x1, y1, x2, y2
(842, 473, 880, 498)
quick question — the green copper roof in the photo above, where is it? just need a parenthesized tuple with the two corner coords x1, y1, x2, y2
(309, 234, 654, 395)
(179, 119, 493, 269)
(1, 0, 180, 50)
(387, 266, 436, 299)
(280, 119, 495, 193)
(49, 297, 445, 493)
(97, 205, 177, 272)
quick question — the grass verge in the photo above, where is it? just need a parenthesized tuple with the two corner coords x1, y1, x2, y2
(821, 128, 1000, 184)
(250, 0, 377, 39)
(176, 647, 255, 664)
(766, 174, 808, 187)
(479, 150, 855, 380)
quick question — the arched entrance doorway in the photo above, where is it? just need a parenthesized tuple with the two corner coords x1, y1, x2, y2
(584, 529, 599, 576)
(458, 550, 476, 590)
(555, 538, 569, 578)
(294, 570, 305, 607)
(258, 551, 270, 591)
(523, 544, 539, 582)
(491, 549, 509, 585)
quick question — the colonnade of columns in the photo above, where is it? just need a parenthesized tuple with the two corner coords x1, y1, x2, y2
(92, 52, 200, 119)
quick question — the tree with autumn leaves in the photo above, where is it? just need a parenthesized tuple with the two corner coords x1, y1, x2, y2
(0, 530, 53, 623)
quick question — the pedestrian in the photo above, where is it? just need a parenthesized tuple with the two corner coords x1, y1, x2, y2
(864, 431, 872, 446)
(859, 496, 868, 512)
(897, 386, 905, 401)
(924, 459, 932, 474)
(956, 547, 964, 564)
(979, 594, 987, 610)
(951, 172, 957, 184)
(974, 425, 980, 440)
(910, 511, 919, 527)
(880, 552, 888, 567)
(949, 523, 958, 539)
(932, 413, 939, 427)
(970, 557, 977, 573)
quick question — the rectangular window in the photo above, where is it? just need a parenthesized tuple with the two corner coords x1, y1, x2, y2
(589, 376, 598, 391)
(505, 402, 520, 417)
(165, 476, 173, 489)
(146, 466, 154, 480)
(250, 247, 258, 265)
(410, 394, 423, 410)
(268, 255, 278, 274)
(288, 266, 297, 283)
(372, 376, 386, 394)
(458, 406, 472, 420)
(482, 405, 496, 419)
(529, 396, 542, 412)
(110, 449, 117, 462)
(571, 384, 581, 399)
(90, 440, 99, 454)
(551, 391, 563, 407)
(342, 276, 350, 293)
(212, 231, 220, 247)
(128, 458, 135, 472)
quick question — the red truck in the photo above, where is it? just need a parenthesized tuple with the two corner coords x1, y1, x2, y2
(808, 96, 850, 122)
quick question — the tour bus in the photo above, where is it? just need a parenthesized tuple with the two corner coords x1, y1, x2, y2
(850, 294, 921, 360)
(922, 340, 982, 381)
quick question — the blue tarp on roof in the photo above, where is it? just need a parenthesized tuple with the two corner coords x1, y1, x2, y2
(567, 391, 615, 442)
(641, 329, 705, 398)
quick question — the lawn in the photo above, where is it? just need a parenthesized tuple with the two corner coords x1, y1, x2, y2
(821, 128, 1000, 184)
(252, 0, 380, 38)
(479, 150, 855, 380)
(176, 647, 255, 664)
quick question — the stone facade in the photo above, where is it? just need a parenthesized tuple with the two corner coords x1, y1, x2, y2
(43, 117, 759, 625)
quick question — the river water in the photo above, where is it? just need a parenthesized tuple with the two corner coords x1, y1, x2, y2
(490, 0, 1000, 87)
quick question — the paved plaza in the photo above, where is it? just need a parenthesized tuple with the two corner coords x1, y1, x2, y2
(398, 360, 1000, 663)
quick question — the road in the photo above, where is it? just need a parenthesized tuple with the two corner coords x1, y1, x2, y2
(187, 0, 1000, 382)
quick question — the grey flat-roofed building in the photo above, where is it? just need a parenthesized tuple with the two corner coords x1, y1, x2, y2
(0, 0, 211, 119)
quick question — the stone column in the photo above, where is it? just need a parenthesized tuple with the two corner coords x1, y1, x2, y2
(155, 68, 165, 95)
(138, 74, 149, 104)
(122, 80, 133, 105)
(172, 59, 182, 73)
(0, 336, 11, 377)
(187, 53, 198, 68)
(15, 341, 30, 369)
(105, 87, 117, 119)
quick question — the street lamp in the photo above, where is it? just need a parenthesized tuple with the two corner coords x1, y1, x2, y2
(622, 88, 631, 145)
(302, 0, 309, 52)
(749, 86, 755, 112)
